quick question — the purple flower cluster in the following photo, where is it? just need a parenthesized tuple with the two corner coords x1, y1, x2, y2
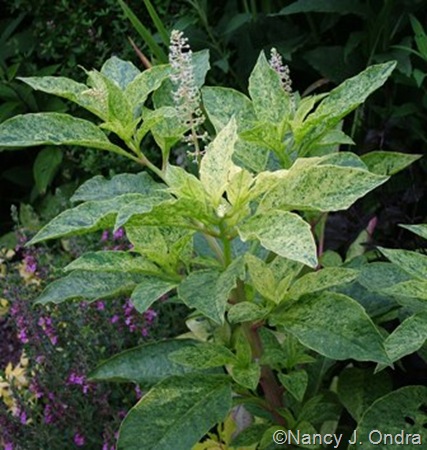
(67, 372, 91, 395)
(120, 299, 157, 336)
(37, 316, 58, 346)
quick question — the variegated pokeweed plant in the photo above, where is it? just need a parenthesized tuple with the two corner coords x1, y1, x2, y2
(0, 29, 426, 450)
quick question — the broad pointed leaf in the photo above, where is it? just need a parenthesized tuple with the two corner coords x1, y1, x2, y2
(169, 343, 236, 369)
(101, 56, 140, 90)
(131, 277, 178, 313)
(378, 247, 427, 280)
(400, 224, 427, 240)
(361, 151, 421, 176)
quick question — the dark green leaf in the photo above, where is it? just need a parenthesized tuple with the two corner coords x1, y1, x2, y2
(33, 147, 63, 194)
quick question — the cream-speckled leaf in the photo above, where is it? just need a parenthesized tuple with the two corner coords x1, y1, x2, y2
(131, 278, 177, 313)
(230, 363, 261, 390)
(278, 370, 308, 402)
(89, 339, 206, 386)
(348, 386, 427, 450)
(385, 312, 427, 362)
(238, 210, 317, 268)
(0, 113, 124, 154)
(288, 267, 358, 299)
(228, 302, 269, 324)
(170, 343, 236, 369)
(226, 168, 254, 208)
(72, 172, 165, 202)
(35, 271, 142, 305)
(101, 56, 140, 90)
(64, 251, 161, 275)
(165, 164, 209, 203)
(271, 292, 389, 363)
(261, 157, 388, 212)
(400, 224, 427, 240)
(178, 259, 244, 324)
(248, 51, 292, 124)
(201, 86, 256, 132)
(28, 193, 142, 244)
(245, 254, 277, 302)
(19, 76, 106, 118)
(382, 280, 427, 300)
(117, 375, 231, 450)
(125, 65, 170, 112)
(378, 247, 427, 280)
(361, 151, 421, 176)
(233, 138, 270, 173)
(200, 118, 239, 206)
(296, 62, 396, 146)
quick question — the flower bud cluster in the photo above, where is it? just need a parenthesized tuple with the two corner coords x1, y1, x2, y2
(269, 48, 292, 94)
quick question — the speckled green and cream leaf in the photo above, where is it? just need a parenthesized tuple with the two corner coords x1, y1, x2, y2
(245, 254, 278, 302)
(89, 339, 207, 386)
(400, 223, 427, 240)
(230, 363, 261, 390)
(227, 302, 269, 324)
(248, 51, 292, 124)
(278, 370, 308, 402)
(169, 343, 236, 369)
(131, 278, 178, 313)
(117, 375, 232, 450)
(238, 210, 317, 268)
(271, 292, 389, 363)
(381, 280, 427, 300)
(260, 156, 388, 212)
(100, 56, 140, 90)
(0, 113, 125, 154)
(378, 247, 427, 280)
(361, 151, 421, 176)
(35, 270, 142, 305)
(200, 118, 239, 206)
(348, 386, 427, 450)
(385, 312, 427, 362)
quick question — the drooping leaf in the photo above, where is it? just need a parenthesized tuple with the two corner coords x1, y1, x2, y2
(89, 339, 206, 386)
(169, 343, 236, 369)
(238, 210, 317, 268)
(0, 113, 125, 154)
(131, 277, 178, 313)
(361, 151, 421, 176)
(385, 312, 427, 362)
(348, 386, 427, 449)
(33, 147, 63, 194)
(35, 271, 142, 305)
(271, 292, 389, 363)
(337, 367, 392, 421)
(117, 375, 232, 450)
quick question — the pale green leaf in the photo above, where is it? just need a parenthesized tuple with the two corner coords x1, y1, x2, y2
(385, 312, 427, 362)
(337, 367, 392, 422)
(200, 118, 239, 206)
(131, 278, 177, 313)
(230, 363, 261, 390)
(378, 247, 427, 280)
(278, 370, 308, 402)
(245, 254, 277, 301)
(348, 386, 427, 449)
(35, 271, 142, 305)
(361, 151, 421, 176)
(33, 147, 63, 194)
(261, 156, 388, 212)
(238, 210, 317, 268)
(0, 113, 125, 154)
(117, 375, 232, 450)
(382, 280, 427, 300)
(89, 339, 206, 386)
(169, 343, 236, 369)
(271, 292, 389, 363)
(101, 56, 140, 90)
(64, 251, 161, 275)
(287, 267, 358, 299)
(227, 302, 269, 324)
(248, 51, 292, 124)
(400, 224, 427, 240)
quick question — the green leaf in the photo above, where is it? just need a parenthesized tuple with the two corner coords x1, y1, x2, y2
(230, 363, 260, 390)
(178, 259, 244, 324)
(400, 223, 427, 240)
(200, 118, 239, 206)
(278, 370, 308, 402)
(64, 251, 161, 275)
(385, 312, 427, 362)
(33, 147, 63, 194)
(248, 51, 292, 124)
(227, 302, 269, 324)
(278, 0, 367, 16)
(35, 271, 142, 305)
(296, 62, 396, 147)
(131, 277, 177, 313)
(382, 280, 427, 301)
(361, 151, 421, 176)
(238, 210, 317, 268)
(89, 339, 205, 386)
(348, 386, 427, 449)
(100, 56, 140, 90)
(261, 155, 388, 212)
(117, 375, 232, 450)
(170, 343, 236, 369)
(378, 247, 427, 280)
(337, 367, 392, 421)
(0, 113, 125, 154)
(72, 172, 165, 202)
(287, 267, 358, 299)
(271, 292, 389, 363)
